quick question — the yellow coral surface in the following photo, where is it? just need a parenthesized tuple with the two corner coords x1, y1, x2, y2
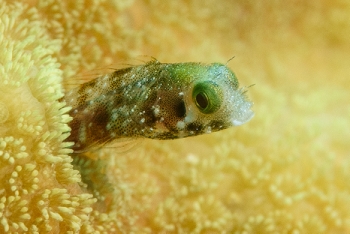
(1, 0, 350, 233)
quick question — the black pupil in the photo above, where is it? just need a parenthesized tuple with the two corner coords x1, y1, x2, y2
(196, 92, 208, 109)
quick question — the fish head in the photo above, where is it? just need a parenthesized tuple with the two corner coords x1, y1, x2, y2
(151, 63, 254, 138)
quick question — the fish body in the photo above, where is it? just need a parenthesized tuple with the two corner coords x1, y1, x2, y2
(63, 60, 254, 153)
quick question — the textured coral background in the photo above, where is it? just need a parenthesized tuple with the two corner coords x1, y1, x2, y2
(1, 0, 350, 233)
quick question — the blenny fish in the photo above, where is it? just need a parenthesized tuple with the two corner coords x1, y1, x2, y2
(63, 60, 254, 153)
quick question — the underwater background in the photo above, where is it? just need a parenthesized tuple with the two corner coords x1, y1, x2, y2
(0, 0, 349, 232)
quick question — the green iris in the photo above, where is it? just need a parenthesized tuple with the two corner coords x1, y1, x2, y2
(192, 81, 222, 114)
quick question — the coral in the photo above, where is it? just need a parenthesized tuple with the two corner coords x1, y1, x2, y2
(0, 2, 94, 232)
(1, 0, 350, 233)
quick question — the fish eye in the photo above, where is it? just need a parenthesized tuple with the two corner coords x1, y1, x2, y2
(192, 81, 222, 114)
(195, 92, 209, 109)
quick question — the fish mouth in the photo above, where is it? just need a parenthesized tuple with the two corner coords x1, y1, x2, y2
(231, 109, 254, 126)
(224, 86, 254, 127)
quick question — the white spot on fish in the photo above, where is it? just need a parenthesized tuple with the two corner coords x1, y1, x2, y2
(152, 105, 160, 116)
(140, 118, 145, 124)
(205, 126, 212, 133)
(176, 121, 185, 130)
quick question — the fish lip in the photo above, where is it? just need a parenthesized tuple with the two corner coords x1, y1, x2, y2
(231, 109, 254, 126)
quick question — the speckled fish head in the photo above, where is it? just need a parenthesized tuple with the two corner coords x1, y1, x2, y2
(146, 62, 254, 139)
